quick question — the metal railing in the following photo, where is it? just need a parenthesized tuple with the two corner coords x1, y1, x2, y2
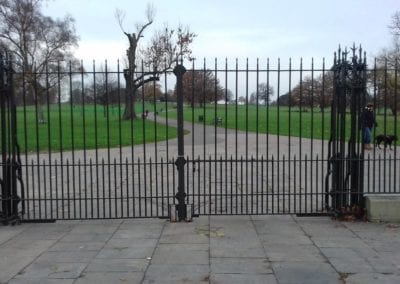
(0, 53, 399, 222)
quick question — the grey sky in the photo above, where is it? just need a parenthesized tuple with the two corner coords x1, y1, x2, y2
(43, 0, 400, 66)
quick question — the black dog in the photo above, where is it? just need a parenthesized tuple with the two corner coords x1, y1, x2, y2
(374, 135, 398, 149)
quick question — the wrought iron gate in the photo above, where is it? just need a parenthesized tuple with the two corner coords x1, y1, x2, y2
(1, 48, 399, 223)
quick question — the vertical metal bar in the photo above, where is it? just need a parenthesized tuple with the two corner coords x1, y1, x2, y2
(224, 59, 228, 214)
(235, 59, 239, 214)
(43, 64, 52, 220)
(33, 64, 42, 219)
(138, 158, 142, 217)
(214, 59, 218, 161)
(299, 58, 303, 211)
(261, 156, 264, 214)
(22, 66, 29, 219)
(132, 158, 136, 217)
(173, 63, 187, 221)
(78, 159, 81, 219)
(67, 63, 76, 219)
(0, 53, 8, 220)
(321, 58, 326, 208)
(240, 156, 243, 214)
(294, 155, 297, 213)
(283, 155, 286, 214)
(230, 156, 233, 214)
(214, 59, 218, 215)
(101, 158, 105, 218)
(305, 154, 308, 213)
(66, 159, 70, 219)
(251, 156, 254, 214)
(31, 160, 36, 219)
(256, 59, 259, 214)
(90, 159, 93, 218)
(219, 156, 223, 214)
(310, 59, 314, 212)
(103, 62, 111, 217)
(271, 155, 275, 214)
(116, 61, 124, 217)
(372, 59, 377, 192)
(197, 156, 201, 216)
(316, 155, 319, 212)
(394, 59, 398, 193)
(235, 59, 238, 160)
(160, 158, 164, 217)
(92, 61, 100, 218)
(125, 158, 129, 218)
(288, 58, 292, 215)
(150, 157, 153, 216)
(383, 58, 388, 192)
(77, 61, 87, 219)
(266, 59, 270, 160)
(114, 158, 118, 218)
(277, 59, 281, 213)
(209, 156, 212, 215)
(202, 60, 206, 213)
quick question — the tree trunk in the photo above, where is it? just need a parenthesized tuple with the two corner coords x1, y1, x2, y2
(30, 83, 46, 124)
(123, 83, 137, 120)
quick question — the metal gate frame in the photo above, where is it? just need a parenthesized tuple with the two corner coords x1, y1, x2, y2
(0, 53, 24, 225)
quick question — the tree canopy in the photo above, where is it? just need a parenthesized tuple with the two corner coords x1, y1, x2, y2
(116, 4, 196, 119)
(0, 0, 79, 121)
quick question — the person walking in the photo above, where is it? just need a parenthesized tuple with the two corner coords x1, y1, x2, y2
(361, 103, 377, 150)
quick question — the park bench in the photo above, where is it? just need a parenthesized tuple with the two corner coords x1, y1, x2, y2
(212, 117, 223, 125)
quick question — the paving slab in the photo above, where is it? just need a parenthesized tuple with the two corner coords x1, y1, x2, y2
(74, 272, 144, 284)
(151, 243, 209, 265)
(85, 259, 149, 272)
(344, 273, 400, 284)
(211, 257, 272, 274)
(13, 261, 87, 279)
(264, 244, 325, 262)
(210, 273, 277, 284)
(272, 261, 341, 284)
(8, 279, 74, 284)
(142, 264, 209, 284)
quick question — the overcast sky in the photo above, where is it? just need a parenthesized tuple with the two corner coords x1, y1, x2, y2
(42, 0, 400, 68)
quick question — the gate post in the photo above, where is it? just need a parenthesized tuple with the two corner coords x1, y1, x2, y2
(172, 63, 190, 221)
(0, 53, 23, 225)
(326, 45, 366, 216)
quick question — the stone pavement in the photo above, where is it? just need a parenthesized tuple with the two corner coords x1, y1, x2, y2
(0, 216, 400, 284)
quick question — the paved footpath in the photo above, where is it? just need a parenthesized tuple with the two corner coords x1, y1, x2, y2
(0, 216, 400, 283)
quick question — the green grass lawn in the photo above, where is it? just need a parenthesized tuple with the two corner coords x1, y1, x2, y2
(14, 102, 399, 153)
(16, 102, 177, 153)
(162, 104, 400, 141)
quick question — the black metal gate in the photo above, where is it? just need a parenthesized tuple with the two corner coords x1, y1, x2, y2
(1, 48, 399, 223)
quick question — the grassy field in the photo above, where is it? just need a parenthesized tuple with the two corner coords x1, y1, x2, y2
(163, 104, 400, 141)
(15, 102, 177, 153)
(13, 102, 399, 153)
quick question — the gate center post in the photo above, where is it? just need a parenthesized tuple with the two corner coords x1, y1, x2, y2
(173, 63, 188, 221)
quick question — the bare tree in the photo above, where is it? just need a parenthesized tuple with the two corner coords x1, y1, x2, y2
(290, 73, 333, 111)
(389, 11, 400, 38)
(0, 0, 79, 122)
(116, 4, 196, 120)
(374, 11, 400, 115)
(178, 70, 224, 107)
(250, 83, 274, 106)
